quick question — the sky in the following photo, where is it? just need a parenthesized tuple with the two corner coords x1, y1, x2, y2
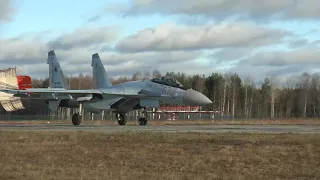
(0, 0, 320, 84)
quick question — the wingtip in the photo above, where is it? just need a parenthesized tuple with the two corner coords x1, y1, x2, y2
(48, 50, 55, 56)
(92, 53, 100, 58)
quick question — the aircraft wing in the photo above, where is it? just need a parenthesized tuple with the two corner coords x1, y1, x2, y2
(0, 88, 103, 101)
(1, 88, 102, 94)
(0, 88, 171, 101)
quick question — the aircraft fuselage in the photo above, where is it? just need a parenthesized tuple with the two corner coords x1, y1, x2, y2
(82, 79, 211, 113)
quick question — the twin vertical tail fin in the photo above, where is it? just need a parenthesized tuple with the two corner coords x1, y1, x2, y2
(47, 51, 110, 89)
(47, 50, 69, 89)
(91, 53, 112, 89)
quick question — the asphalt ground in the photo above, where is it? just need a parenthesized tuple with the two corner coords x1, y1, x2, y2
(0, 124, 319, 133)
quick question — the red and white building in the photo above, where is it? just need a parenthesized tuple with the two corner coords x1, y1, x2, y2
(148, 105, 220, 120)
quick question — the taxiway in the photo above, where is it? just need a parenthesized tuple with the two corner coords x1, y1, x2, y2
(0, 124, 319, 133)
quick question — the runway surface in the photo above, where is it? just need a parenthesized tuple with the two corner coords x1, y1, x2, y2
(0, 124, 319, 133)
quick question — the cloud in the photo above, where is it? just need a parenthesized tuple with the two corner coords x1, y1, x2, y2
(214, 45, 320, 83)
(222, 64, 279, 81)
(50, 50, 207, 78)
(0, 31, 206, 79)
(58, 49, 205, 77)
(288, 39, 309, 48)
(125, 0, 320, 22)
(100, 51, 201, 65)
(210, 48, 254, 62)
(0, 37, 48, 65)
(0, 0, 15, 22)
(0, 30, 317, 84)
(220, 63, 317, 86)
(311, 40, 320, 45)
(115, 22, 289, 52)
(242, 48, 320, 66)
(87, 3, 130, 23)
(47, 27, 120, 50)
(265, 65, 308, 78)
(0, 8, 317, 85)
(65, 49, 202, 67)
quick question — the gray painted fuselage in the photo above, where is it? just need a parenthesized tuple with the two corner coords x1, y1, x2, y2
(83, 79, 209, 113)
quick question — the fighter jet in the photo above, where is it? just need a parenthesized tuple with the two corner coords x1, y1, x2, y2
(0, 50, 212, 126)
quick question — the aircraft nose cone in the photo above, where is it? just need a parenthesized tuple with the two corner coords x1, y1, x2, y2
(183, 89, 212, 106)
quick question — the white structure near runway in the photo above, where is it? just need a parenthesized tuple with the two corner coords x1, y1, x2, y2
(0, 67, 25, 111)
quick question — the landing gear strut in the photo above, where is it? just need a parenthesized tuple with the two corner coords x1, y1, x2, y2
(72, 103, 82, 126)
(138, 107, 148, 125)
(116, 113, 127, 125)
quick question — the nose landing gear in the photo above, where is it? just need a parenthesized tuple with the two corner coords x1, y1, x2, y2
(138, 107, 148, 125)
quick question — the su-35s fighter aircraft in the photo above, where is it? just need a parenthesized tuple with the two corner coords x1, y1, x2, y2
(0, 50, 212, 126)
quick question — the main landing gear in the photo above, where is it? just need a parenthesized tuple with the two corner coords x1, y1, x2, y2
(116, 113, 127, 125)
(71, 106, 148, 126)
(138, 107, 148, 126)
(72, 103, 82, 126)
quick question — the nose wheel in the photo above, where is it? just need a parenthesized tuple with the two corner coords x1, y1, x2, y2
(138, 107, 148, 125)
(138, 117, 147, 125)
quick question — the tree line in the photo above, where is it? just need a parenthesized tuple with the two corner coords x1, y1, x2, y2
(30, 70, 320, 119)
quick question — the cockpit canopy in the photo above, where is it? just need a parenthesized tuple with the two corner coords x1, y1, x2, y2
(151, 76, 187, 90)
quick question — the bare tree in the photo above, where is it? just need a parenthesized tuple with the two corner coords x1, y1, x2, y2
(242, 76, 255, 119)
(221, 74, 228, 116)
(309, 73, 320, 116)
(298, 73, 311, 117)
(132, 71, 142, 81)
(229, 73, 241, 119)
(243, 76, 251, 118)
(152, 70, 161, 78)
(284, 76, 298, 118)
(269, 76, 280, 119)
(144, 71, 151, 79)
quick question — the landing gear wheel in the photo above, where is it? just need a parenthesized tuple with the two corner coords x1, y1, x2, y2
(138, 117, 147, 126)
(72, 113, 81, 126)
(116, 113, 127, 125)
